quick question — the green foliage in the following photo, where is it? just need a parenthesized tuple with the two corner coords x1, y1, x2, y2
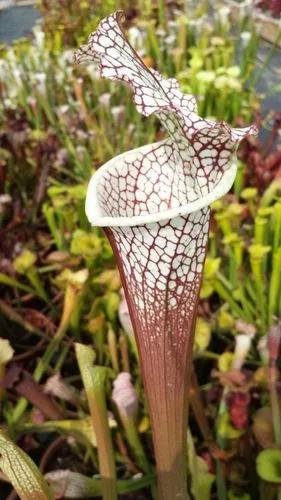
(0, 1, 280, 498)
(71, 229, 102, 258)
(194, 317, 211, 352)
(256, 449, 281, 483)
(14, 250, 37, 274)
(0, 430, 54, 500)
(209, 191, 281, 334)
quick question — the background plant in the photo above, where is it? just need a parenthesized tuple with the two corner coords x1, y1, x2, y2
(0, 1, 280, 499)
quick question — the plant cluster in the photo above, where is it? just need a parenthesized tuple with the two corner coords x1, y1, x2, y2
(0, 1, 280, 499)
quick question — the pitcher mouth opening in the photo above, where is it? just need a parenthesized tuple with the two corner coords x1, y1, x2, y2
(85, 142, 237, 228)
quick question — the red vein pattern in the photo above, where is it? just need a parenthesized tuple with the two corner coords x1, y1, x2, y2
(76, 11, 258, 498)
(75, 10, 257, 200)
(105, 211, 209, 499)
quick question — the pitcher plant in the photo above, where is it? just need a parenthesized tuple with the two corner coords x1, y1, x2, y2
(75, 11, 257, 499)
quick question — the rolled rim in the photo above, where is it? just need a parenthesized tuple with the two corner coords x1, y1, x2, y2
(85, 141, 237, 228)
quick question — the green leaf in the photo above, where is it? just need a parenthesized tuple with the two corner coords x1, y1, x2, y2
(14, 250, 37, 274)
(103, 292, 120, 321)
(0, 429, 54, 500)
(23, 417, 117, 449)
(200, 258, 221, 298)
(71, 229, 101, 258)
(194, 318, 211, 352)
(217, 308, 235, 330)
(218, 352, 234, 372)
(75, 343, 96, 393)
(187, 431, 215, 500)
(75, 343, 117, 499)
(196, 459, 215, 500)
(256, 449, 281, 484)
(0, 273, 34, 294)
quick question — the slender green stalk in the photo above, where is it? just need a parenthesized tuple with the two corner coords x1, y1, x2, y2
(268, 248, 281, 324)
(142, 0, 152, 18)
(237, 287, 255, 323)
(119, 334, 130, 372)
(234, 162, 245, 198)
(214, 279, 246, 319)
(272, 202, 281, 253)
(249, 246, 271, 333)
(0, 273, 34, 295)
(269, 358, 281, 500)
(157, 0, 166, 28)
(269, 374, 281, 448)
(107, 327, 119, 372)
(11, 283, 79, 424)
(76, 343, 117, 500)
(214, 212, 232, 236)
(254, 217, 268, 245)
(215, 394, 228, 500)
(260, 179, 281, 208)
(120, 414, 151, 474)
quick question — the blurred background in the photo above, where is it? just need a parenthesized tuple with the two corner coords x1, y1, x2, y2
(0, 1, 281, 499)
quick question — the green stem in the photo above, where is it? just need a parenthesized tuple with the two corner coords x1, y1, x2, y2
(269, 365, 281, 448)
(237, 286, 255, 322)
(234, 162, 245, 198)
(215, 391, 228, 500)
(269, 360, 281, 500)
(76, 344, 117, 500)
(35, 284, 76, 380)
(11, 284, 77, 424)
(107, 327, 119, 372)
(121, 415, 151, 474)
(157, 0, 166, 28)
(195, 351, 219, 360)
(260, 179, 281, 208)
(254, 217, 268, 245)
(268, 248, 281, 325)
(214, 280, 246, 319)
(273, 203, 281, 253)
(250, 258, 268, 333)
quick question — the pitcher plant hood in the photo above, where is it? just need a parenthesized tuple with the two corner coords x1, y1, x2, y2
(75, 10, 257, 228)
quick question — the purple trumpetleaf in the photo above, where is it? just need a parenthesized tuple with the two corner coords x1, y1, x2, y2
(75, 11, 257, 499)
